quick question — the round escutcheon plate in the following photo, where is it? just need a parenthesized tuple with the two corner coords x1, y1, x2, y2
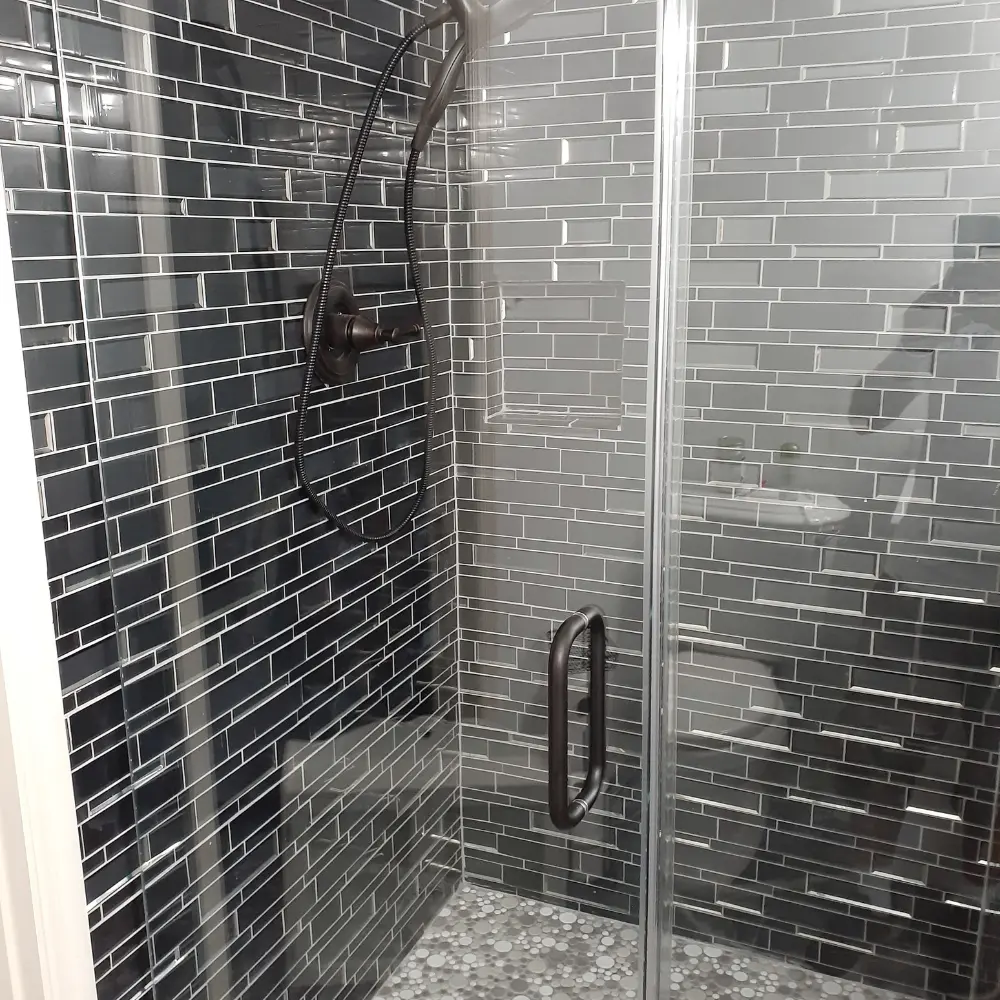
(302, 279, 360, 385)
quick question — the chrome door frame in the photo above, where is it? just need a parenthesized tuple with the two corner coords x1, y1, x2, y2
(640, 0, 696, 996)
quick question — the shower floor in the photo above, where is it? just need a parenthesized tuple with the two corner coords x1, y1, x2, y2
(376, 882, 905, 1000)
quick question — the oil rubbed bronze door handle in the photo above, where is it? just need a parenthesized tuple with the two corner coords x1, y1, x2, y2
(548, 605, 607, 832)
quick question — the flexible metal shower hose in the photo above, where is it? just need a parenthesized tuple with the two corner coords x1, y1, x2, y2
(294, 22, 437, 544)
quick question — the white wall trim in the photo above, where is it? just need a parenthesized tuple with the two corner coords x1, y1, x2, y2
(0, 171, 98, 1000)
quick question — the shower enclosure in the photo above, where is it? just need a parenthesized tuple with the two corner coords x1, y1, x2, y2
(4, 0, 1000, 999)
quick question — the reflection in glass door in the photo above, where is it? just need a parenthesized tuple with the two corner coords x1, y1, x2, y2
(660, 2, 1000, 1000)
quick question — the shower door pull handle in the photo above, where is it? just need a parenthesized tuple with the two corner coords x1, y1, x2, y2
(548, 605, 607, 832)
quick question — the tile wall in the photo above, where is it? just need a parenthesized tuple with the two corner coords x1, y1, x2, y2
(1, 0, 461, 996)
(684, 0, 1000, 996)
(449, 0, 659, 923)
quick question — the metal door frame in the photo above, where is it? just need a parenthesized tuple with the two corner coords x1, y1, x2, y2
(640, 0, 696, 996)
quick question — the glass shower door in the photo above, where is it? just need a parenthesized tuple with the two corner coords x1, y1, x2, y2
(659, 2, 1000, 1000)
(376, 0, 680, 997)
(43, 0, 465, 997)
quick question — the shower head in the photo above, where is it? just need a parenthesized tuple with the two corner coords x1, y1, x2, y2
(297, 0, 547, 540)
(414, 0, 548, 151)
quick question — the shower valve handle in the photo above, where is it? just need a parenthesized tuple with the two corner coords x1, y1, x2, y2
(302, 279, 421, 386)
(333, 314, 423, 352)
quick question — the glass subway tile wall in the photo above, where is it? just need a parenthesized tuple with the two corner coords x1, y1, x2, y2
(2, 0, 459, 996)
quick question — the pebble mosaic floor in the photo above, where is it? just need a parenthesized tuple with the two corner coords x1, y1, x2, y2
(376, 883, 906, 1000)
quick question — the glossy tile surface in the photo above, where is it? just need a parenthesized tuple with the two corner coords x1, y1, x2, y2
(377, 883, 908, 1000)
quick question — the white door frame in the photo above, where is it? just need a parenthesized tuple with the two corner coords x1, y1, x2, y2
(0, 174, 98, 999)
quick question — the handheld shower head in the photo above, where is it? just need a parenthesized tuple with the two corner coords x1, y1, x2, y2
(414, 0, 549, 151)
(296, 5, 548, 542)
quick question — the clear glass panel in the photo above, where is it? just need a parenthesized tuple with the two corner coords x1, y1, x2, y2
(669, 1, 1000, 999)
(7, 0, 676, 995)
(43, 0, 462, 996)
(441, 0, 665, 994)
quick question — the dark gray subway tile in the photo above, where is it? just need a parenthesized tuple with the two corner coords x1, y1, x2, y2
(208, 162, 288, 199)
(98, 274, 202, 317)
(58, 14, 125, 64)
(235, 0, 311, 51)
(203, 49, 284, 97)
(83, 215, 140, 256)
(1, 142, 43, 187)
(72, 149, 136, 194)
(0, 70, 22, 117)
(7, 211, 73, 257)
(40, 278, 83, 323)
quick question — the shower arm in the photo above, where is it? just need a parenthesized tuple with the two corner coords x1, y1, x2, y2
(414, 0, 547, 152)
